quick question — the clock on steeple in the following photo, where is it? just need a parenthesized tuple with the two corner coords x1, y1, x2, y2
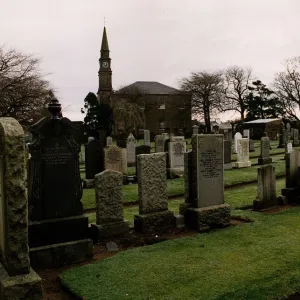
(97, 26, 112, 104)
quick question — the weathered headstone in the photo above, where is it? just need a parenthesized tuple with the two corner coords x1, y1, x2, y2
(224, 140, 232, 169)
(168, 136, 186, 170)
(126, 133, 136, 165)
(223, 129, 229, 141)
(144, 129, 151, 146)
(233, 132, 242, 153)
(91, 170, 129, 240)
(286, 142, 293, 154)
(155, 135, 165, 152)
(135, 145, 151, 176)
(253, 165, 278, 210)
(249, 139, 255, 152)
(243, 129, 250, 139)
(104, 145, 123, 173)
(183, 134, 231, 231)
(258, 137, 272, 165)
(28, 98, 93, 268)
(233, 138, 251, 168)
(106, 136, 113, 146)
(134, 153, 174, 233)
(0, 118, 43, 299)
(192, 125, 199, 135)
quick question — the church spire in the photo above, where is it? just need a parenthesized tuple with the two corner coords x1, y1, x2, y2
(101, 27, 109, 52)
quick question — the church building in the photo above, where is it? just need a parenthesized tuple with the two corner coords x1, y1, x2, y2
(97, 27, 192, 138)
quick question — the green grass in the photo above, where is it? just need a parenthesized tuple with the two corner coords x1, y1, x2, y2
(62, 178, 300, 300)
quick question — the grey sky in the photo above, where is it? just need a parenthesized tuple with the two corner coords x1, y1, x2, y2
(1, 0, 300, 121)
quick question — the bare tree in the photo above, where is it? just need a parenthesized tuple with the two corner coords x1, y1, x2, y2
(0, 46, 53, 128)
(273, 57, 300, 121)
(180, 71, 224, 133)
(223, 66, 252, 120)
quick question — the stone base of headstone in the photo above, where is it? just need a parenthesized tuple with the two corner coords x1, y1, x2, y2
(257, 157, 272, 165)
(253, 197, 279, 210)
(91, 221, 130, 240)
(174, 214, 185, 228)
(168, 168, 184, 179)
(29, 215, 93, 268)
(134, 210, 174, 234)
(83, 179, 95, 188)
(0, 265, 43, 300)
(224, 163, 232, 170)
(185, 204, 231, 232)
(282, 187, 300, 204)
(233, 161, 251, 168)
(30, 238, 93, 269)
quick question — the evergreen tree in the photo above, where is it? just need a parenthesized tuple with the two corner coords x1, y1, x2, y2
(245, 80, 284, 121)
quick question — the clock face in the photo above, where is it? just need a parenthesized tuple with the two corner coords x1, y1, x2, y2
(102, 62, 109, 68)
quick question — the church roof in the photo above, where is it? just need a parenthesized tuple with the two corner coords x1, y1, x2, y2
(119, 81, 182, 95)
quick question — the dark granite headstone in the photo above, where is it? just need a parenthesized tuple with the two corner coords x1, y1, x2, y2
(85, 139, 104, 180)
(27, 98, 93, 268)
(224, 141, 232, 164)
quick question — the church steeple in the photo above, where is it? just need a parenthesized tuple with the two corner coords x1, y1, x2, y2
(97, 26, 112, 104)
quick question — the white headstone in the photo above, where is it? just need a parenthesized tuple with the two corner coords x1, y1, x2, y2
(233, 138, 251, 168)
(169, 137, 186, 169)
(126, 133, 136, 164)
(243, 129, 250, 139)
(233, 132, 243, 153)
(287, 142, 293, 153)
(106, 136, 113, 146)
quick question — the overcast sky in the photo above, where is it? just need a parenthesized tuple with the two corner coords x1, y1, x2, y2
(1, 0, 300, 121)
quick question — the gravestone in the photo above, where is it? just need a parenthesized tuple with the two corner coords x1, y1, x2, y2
(135, 145, 151, 176)
(126, 133, 136, 166)
(249, 139, 255, 152)
(286, 142, 293, 154)
(223, 130, 229, 141)
(134, 153, 174, 233)
(294, 129, 299, 146)
(192, 125, 199, 135)
(168, 136, 186, 170)
(243, 129, 250, 139)
(91, 170, 129, 240)
(286, 122, 291, 132)
(144, 129, 151, 146)
(278, 122, 286, 148)
(224, 140, 232, 169)
(84, 139, 104, 187)
(28, 98, 93, 268)
(106, 136, 113, 146)
(253, 165, 277, 210)
(182, 134, 230, 231)
(0, 118, 43, 299)
(233, 132, 242, 153)
(155, 135, 165, 152)
(258, 136, 272, 165)
(233, 138, 251, 168)
(104, 145, 123, 173)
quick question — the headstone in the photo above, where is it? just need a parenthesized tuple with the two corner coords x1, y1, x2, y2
(106, 242, 119, 252)
(85, 139, 104, 180)
(249, 139, 255, 152)
(286, 142, 293, 154)
(106, 136, 113, 146)
(91, 170, 129, 240)
(168, 136, 186, 170)
(135, 145, 151, 176)
(192, 125, 199, 135)
(223, 130, 229, 141)
(284, 150, 300, 189)
(126, 133, 136, 165)
(104, 145, 123, 173)
(233, 138, 251, 168)
(0, 117, 43, 299)
(144, 130, 151, 146)
(286, 122, 291, 132)
(294, 129, 299, 146)
(258, 137, 272, 165)
(28, 98, 93, 268)
(134, 153, 174, 233)
(224, 140, 232, 169)
(253, 165, 278, 210)
(88, 136, 94, 143)
(155, 135, 165, 153)
(243, 129, 250, 138)
(233, 132, 242, 153)
(182, 134, 230, 231)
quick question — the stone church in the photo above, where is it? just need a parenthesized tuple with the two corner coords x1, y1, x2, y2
(97, 27, 192, 138)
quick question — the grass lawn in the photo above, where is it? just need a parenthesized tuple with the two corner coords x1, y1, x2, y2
(62, 178, 299, 300)
(81, 158, 287, 211)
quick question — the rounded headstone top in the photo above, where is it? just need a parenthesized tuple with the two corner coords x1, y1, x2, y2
(48, 97, 62, 119)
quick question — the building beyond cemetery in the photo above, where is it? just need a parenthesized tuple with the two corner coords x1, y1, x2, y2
(97, 27, 192, 138)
